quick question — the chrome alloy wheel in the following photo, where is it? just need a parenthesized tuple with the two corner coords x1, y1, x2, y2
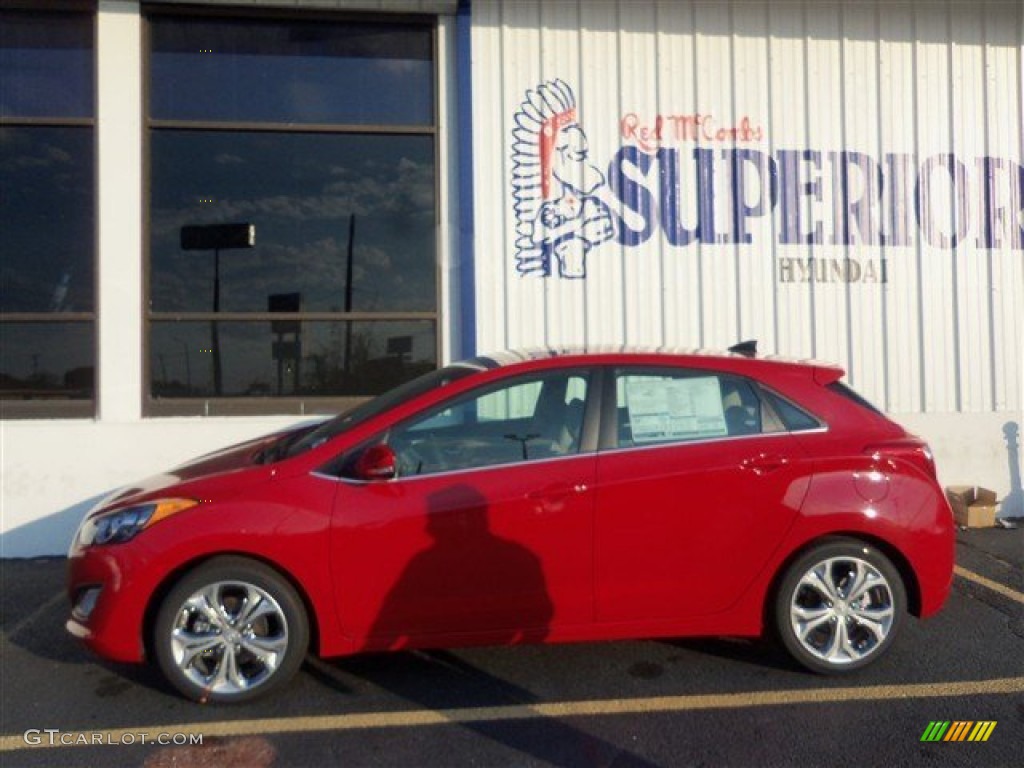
(788, 556, 895, 665)
(170, 581, 289, 695)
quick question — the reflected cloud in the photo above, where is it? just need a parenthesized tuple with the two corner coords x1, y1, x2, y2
(0, 139, 74, 172)
(151, 156, 433, 236)
(373, 58, 430, 76)
(150, 237, 409, 314)
(149, 132, 436, 314)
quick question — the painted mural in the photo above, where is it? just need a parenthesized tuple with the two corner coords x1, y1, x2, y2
(510, 79, 616, 279)
(512, 79, 1024, 284)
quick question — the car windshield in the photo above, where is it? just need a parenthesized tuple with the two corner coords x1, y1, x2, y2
(284, 363, 483, 459)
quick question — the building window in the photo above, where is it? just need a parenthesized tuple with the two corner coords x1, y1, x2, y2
(0, 8, 96, 418)
(146, 10, 438, 416)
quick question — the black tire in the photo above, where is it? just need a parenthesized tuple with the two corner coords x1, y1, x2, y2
(773, 537, 906, 674)
(152, 556, 309, 703)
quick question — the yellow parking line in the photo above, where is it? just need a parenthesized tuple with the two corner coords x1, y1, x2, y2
(955, 565, 1024, 604)
(3, 676, 1022, 752)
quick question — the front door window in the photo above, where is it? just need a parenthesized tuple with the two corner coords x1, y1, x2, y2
(385, 371, 590, 477)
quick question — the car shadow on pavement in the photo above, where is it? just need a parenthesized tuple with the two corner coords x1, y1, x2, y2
(660, 636, 803, 674)
(310, 649, 662, 768)
(2, 557, 92, 664)
(1, 556, 177, 701)
(293, 482, 664, 766)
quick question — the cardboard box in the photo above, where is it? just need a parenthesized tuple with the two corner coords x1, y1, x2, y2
(963, 502, 997, 528)
(973, 487, 997, 505)
(946, 486, 972, 523)
(945, 485, 998, 528)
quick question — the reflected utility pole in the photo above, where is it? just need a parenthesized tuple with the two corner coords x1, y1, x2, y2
(174, 336, 192, 393)
(180, 223, 255, 396)
(343, 213, 356, 381)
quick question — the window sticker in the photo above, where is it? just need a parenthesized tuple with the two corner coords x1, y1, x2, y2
(625, 376, 727, 444)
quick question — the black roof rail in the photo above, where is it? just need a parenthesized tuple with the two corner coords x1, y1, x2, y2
(728, 340, 758, 358)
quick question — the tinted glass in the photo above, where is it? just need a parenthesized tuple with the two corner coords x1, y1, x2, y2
(149, 130, 436, 313)
(761, 388, 821, 431)
(150, 320, 435, 398)
(290, 364, 480, 458)
(0, 126, 95, 313)
(150, 17, 433, 125)
(0, 323, 94, 399)
(385, 371, 590, 476)
(615, 369, 764, 447)
(0, 11, 94, 118)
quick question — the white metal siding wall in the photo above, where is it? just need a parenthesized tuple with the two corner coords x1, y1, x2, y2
(470, 0, 1023, 416)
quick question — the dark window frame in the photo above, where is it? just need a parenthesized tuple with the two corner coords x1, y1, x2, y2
(0, 4, 97, 419)
(142, 5, 442, 417)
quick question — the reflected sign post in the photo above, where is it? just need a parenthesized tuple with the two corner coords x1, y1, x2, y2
(269, 292, 301, 396)
(180, 223, 255, 396)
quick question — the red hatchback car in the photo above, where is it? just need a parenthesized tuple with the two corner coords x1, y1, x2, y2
(67, 348, 955, 703)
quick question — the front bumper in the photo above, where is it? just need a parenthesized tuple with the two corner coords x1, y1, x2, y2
(65, 541, 158, 663)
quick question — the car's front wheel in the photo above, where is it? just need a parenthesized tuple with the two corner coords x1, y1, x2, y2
(152, 557, 309, 703)
(774, 538, 905, 674)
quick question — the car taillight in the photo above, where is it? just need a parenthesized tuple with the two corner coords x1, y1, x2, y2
(864, 439, 937, 479)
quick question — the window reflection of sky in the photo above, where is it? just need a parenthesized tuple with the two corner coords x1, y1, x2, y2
(0, 128, 94, 314)
(149, 131, 436, 313)
(0, 13, 94, 118)
(150, 19, 433, 125)
(144, 15, 438, 402)
(1, 12, 95, 404)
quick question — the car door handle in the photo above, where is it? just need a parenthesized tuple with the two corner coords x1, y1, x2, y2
(741, 454, 790, 475)
(526, 483, 589, 501)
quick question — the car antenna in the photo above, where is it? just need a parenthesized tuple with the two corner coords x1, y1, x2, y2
(728, 339, 758, 358)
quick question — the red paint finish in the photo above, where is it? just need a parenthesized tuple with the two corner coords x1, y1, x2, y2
(66, 350, 955, 674)
(594, 433, 810, 621)
(331, 454, 594, 648)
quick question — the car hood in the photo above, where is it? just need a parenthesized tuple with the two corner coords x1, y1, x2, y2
(92, 427, 310, 515)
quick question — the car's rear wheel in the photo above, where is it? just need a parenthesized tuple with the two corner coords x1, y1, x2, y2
(774, 538, 905, 674)
(153, 557, 308, 703)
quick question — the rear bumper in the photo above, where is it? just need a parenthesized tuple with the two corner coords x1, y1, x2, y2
(910, 492, 957, 619)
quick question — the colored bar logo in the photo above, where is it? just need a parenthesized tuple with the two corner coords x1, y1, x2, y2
(920, 721, 997, 742)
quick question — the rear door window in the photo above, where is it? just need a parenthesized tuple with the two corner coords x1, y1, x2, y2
(613, 368, 766, 448)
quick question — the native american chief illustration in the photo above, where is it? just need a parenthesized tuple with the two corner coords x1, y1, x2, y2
(511, 79, 616, 279)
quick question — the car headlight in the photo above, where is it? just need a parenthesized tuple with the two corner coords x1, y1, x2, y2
(79, 499, 199, 547)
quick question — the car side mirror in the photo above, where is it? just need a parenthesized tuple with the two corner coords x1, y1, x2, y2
(353, 444, 397, 481)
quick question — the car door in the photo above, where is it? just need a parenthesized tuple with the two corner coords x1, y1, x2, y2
(594, 366, 812, 622)
(328, 367, 598, 649)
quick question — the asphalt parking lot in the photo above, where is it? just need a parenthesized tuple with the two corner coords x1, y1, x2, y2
(1, 527, 1021, 768)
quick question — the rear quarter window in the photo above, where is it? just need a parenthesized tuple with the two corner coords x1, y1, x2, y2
(759, 388, 822, 432)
